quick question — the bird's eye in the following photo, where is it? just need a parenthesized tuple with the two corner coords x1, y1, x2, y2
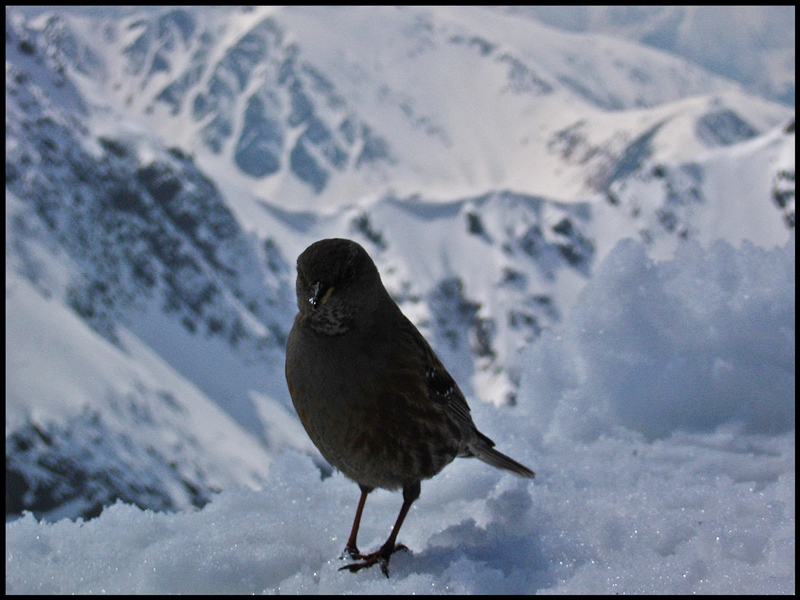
(309, 282, 335, 309)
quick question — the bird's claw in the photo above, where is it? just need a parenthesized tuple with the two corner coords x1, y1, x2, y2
(340, 545, 361, 560)
(339, 544, 409, 577)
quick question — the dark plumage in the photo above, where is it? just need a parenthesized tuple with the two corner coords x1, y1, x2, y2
(285, 238, 534, 576)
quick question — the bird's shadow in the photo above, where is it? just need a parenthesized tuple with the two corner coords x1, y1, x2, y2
(385, 517, 555, 591)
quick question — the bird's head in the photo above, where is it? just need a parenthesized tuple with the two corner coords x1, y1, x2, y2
(295, 238, 384, 335)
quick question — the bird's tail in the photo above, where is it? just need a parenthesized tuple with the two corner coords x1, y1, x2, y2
(469, 433, 535, 478)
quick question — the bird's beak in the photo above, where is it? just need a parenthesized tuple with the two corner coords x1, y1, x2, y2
(309, 282, 334, 309)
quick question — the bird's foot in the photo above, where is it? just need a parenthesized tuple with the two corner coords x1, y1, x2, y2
(340, 544, 362, 560)
(339, 543, 409, 577)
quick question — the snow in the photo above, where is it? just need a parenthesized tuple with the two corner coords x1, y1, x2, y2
(21, 5, 788, 211)
(6, 235, 794, 594)
(502, 7, 796, 106)
(4, 271, 274, 501)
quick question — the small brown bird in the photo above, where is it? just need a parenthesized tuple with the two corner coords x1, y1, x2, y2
(285, 238, 534, 576)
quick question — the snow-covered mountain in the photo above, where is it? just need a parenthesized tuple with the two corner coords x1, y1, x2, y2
(11, 6, 791, 209)
(502, 6, 796, 107)
(5, 6, 794, 522)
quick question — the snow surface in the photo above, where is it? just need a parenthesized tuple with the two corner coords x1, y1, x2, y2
(6, 236, 794, 594)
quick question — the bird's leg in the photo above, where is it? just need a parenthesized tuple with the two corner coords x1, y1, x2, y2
(341, 485, 372, 559)
(340, 481, 420, 577)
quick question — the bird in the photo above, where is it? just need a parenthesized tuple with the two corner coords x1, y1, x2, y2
(285, 238, 535, 577)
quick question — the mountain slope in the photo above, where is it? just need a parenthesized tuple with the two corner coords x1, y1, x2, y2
(503, 6, 796, 106)
(6, 233, 276, 520)
(17, 6, 791, 209)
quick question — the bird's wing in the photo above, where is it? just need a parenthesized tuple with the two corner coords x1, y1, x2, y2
(423, 359, 475, 430)
(393, 309, 480, 437)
